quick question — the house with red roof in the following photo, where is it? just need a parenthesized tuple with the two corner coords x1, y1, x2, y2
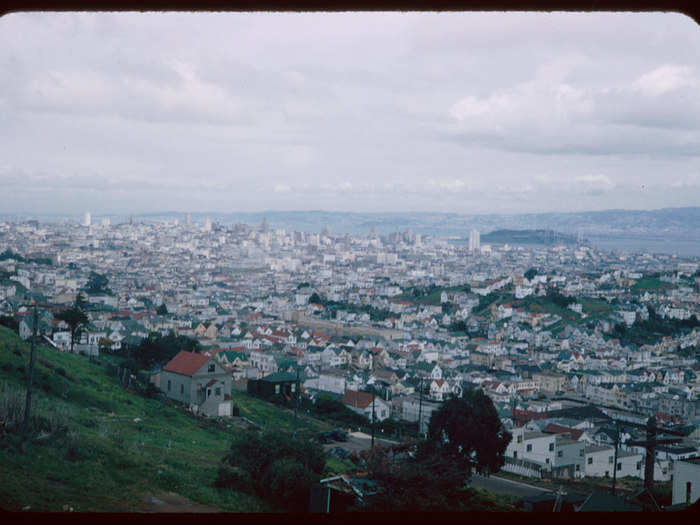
(160, 350, 232, 417)
(340, 390, 390, 422)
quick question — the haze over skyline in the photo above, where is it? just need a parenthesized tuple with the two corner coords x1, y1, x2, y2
(1, 11, 700, 215)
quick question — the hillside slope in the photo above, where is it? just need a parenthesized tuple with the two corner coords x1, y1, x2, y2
(0, 325, 269, 512)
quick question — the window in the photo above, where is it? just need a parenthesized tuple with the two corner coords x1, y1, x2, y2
(576, 464, 580, 471)
(167, 380, 171, 391)
(637, 462, 642, 470)
(617, 463, 622, 471)
(588, 457, 593, 465)
(549, 443, 554, 451)
(579, 449, 584, 457)
(517, 435, 522, 444)
(687, 482, 692, 505)
(291, 383, 296, 392)
(275, 384, 280, 394)
(605, 471, 609, 477)
(207, 388, 211, 397)
(558, 451, 563, 458)
(513, 451, 518, 459)
(546, 458, 550, 464)
(526, 444, 532, 452)
(208, 364, 215, 373)
(215, 387, 221, 396)
(608, 456, 614, 464)
(180, 384, 184, 394)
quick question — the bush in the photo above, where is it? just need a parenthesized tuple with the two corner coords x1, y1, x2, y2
(262, 458, 317, 512)
(217, 428, 326, 511)
(1, 363, 11, 372)
(215, 464, 253, 491)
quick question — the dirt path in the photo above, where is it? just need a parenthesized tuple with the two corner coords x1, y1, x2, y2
(137, 492, 220, 513)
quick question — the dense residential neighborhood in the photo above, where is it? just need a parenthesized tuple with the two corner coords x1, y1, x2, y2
(1, 216, 700, 509)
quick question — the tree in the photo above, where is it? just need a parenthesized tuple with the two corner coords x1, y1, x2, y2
(55, 297, 89, 353)
(425, 388, 511, 477)
(98, 337, 114, 354)
(524, 268, 537, 281)
(133, 330, 201, 368)
(216, 429, 326, 511)
(84, 271, 112, 295)
(156, 303, 168, 316)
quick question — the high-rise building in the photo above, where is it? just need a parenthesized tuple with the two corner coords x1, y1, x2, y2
(203, 218, 212, 232)
(185, 213, 191, 226)
(102, 217, 111, 227)
(261, 217, 269, 233)
(469, 229, 480, 253)
(83, 211, 91, 227)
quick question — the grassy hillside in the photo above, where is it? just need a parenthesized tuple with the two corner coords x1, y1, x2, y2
(0, 326, 274, 512)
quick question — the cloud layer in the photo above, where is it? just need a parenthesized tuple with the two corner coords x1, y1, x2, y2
(1, 12, 699, 214)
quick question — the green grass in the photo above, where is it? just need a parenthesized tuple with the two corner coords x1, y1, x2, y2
(324, 456, 356, 476)
(0, 325, 269, 512)
(631, 277, 674, 292)
(229, 390, 332, 434)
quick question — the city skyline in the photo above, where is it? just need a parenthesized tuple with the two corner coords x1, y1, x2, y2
(1, 12, 700, 214)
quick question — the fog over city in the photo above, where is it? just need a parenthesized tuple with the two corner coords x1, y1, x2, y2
(1, 11, 700, 214)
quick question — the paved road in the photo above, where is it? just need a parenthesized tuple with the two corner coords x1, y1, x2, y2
(323, 433, 399, 454)
(469, 474, 552, 498)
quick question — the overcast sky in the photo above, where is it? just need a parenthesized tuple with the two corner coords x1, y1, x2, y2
(1, 11, 700, 215)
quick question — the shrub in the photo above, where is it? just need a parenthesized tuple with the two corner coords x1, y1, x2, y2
(1, 363, 11, 372)
(56, 367, 67, 377)
(215, 464, 253, 491)
(262, 458, 317, 512)
(218, 428, 326, 511)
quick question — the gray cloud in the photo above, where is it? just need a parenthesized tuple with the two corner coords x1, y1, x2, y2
(1, 11, 700, 214)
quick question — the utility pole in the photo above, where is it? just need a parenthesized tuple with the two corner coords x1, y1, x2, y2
(293, 362, 300, 438)
(611, 421, 620, 495)
(21, 304, 38, 454)
(417, 376, 424, 437)
(371, 385, 376, 449)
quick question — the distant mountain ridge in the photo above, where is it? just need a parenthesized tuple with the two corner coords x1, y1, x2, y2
(133, 207, 700, 238)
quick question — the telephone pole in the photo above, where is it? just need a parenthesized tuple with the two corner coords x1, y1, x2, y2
(417, 376, 424, 437)
(293, 362, 300, 438)
(371, 385, 376, 449)
(611, 421, 620, 495)
(21, 304, 38, 454)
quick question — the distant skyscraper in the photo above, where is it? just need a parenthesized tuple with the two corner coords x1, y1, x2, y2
(102, 217, 111, 227)
(261, 217, 269, 233)
(185, 213, 191, 226)
(469, 229, 480, 252)
(204, 218, 212, 232)
(83, 211, 91, 227)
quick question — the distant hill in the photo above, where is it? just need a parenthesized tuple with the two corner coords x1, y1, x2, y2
(481, 229, 579, 246)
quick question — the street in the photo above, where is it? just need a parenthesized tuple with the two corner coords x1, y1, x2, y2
(468, 474, 552, 498)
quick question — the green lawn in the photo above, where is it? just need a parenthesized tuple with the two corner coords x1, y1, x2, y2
(229, 390, 332, 434)
(631, 277, 674, 292)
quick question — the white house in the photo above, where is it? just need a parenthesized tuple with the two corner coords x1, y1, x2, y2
(672, 458, 700, 506)
(340, 390, 390, 421)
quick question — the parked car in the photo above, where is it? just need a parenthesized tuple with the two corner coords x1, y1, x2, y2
(316, 431, 334, 444)
(329, 429, 348, 442)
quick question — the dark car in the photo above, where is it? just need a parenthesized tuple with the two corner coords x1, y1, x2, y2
(316, 431, 334, 444)
(329, 429, 348, 442)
